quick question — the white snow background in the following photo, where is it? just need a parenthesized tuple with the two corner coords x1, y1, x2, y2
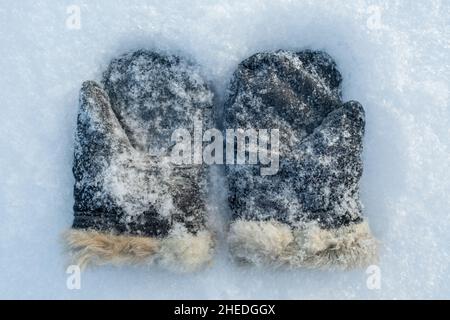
(0, 0, 449, 299)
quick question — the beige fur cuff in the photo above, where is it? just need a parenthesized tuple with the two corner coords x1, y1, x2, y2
(65, 227, 214, 273)
(228, 219, 378, 269)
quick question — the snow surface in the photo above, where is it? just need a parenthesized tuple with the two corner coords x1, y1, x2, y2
(0, 0, 449, 299)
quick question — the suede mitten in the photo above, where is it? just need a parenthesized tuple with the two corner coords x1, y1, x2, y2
(66, 51, 214, 272)
(225, 50, 378, 269)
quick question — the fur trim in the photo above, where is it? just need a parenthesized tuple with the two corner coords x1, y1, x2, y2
(228, 220, 378, 269)
(65, 228, 214, 273)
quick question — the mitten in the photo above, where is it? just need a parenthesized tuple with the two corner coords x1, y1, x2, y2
(66, 51, 214, 272)
(225, 50, 378, 269)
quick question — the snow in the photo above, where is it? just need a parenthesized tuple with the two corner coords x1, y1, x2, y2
(0, 0, 449, 299)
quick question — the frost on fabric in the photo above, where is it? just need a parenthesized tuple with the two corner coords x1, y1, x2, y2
(225, 50, 366, 230)
(72, 51, 214, 237)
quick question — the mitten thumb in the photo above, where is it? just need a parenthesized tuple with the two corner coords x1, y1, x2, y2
(74, 81, 131, 179)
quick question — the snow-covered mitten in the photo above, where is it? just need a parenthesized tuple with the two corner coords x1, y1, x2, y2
(66, 51, 214, 272)
(226, 50, 378, 269)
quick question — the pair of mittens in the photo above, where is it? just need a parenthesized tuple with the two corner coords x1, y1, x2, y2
(66, 50, 377, 272)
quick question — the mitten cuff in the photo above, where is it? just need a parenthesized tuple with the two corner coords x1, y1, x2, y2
(65, 227, 214, 273)
(228, 219, 378, 269)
